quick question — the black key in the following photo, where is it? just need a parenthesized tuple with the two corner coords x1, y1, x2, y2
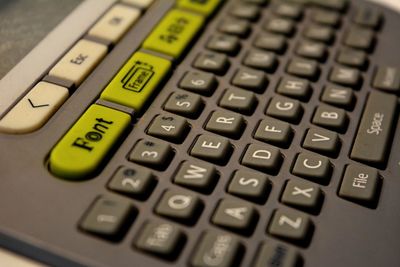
(344, 27, 375, 51)
(205, 110, 246, 139)
(211, 199, 259, 235)
(129, 140, 174, 170)
(336, 48, 368, 69)
(227, 169, 270, 204)
(194, 52, 230, 75)
(135, 221, 185, 260)
(266, 95, 304, 124)
(292, 152, 332, 184)
(353, 7, 382, 29)
(253, 242, 302, 267)
(207, 34, 241, 55)
(155, 190, 203, 225)
(264, 18, 295, 36)
(241, 144, 283, 174)
(329, 65, 361, 87)
(312, 0, 348, 12)
(230, 4, 260, 21)
(373, 66, 400, 94)
(108, 166, 156, 200)
(191, 231, 244, 267)
(338, 164, 381, 208)
(179, 71, 218, 96)
(173, 161, 218, 194)
(321, 85, 355, 109)
(254, 33, 287, 54)
(243, 50, 278, 72)
(231, 68, 268, 93)
(276, 76, 312, 101)
(190, 134, 233, 165)
(219, 87, 258, 115)
(296, 40, 327, 61)
(303, 24, 334, 43)
(287, 57, 320, 80)
(312, 104, 348, 132)
(164, 92, 204, 118)
(303, 127, 341, 157)
(350, 91, 398, 166)
(254, 116, 293, 148)
(218, 18, 251, 37)
(273, 2, 303, 20)
(80, 197, 136, 241)
(311, 9, 341, 27)
(147, 114, 190, 143)
(281, 179, 323, 213)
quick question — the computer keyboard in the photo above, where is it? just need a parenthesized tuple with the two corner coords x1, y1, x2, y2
(0, 0, 399, 266)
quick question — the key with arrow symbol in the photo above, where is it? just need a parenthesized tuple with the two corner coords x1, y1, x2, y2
(28, 98, 50, 108)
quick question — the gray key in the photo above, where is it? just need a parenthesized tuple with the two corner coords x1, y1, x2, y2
(338, 164, 381, 208)
(253, 242, 301, 267)
(287, 57, 319, 80)
(264, 18, 295, 36)
(231, 68, 268, 93)
(303, 24, 334, 43)
(350, 91, 398, 166)
(321, 85, 355, 109)
(353, 7, 382, 29)
(273, 3, 303, 20)
(205, 110, 246, 139)
(155, 190, 203, 224)
(194, 52, 230, 75)
(281, 179, 323, 213)
(129, 139, 173, 170)
(243, 50, 278, 72)
(344, 27, 375, 51)
(254, 116, 293, 147)
(268, 209, 313, 246)
(372, 66, 400, 93)
(207, 34, 241, 55)
(80, 197, 135, 241)
(191, 231, 243, 267)
(311, 9, 340, 27)
(164, 91, 204, 118)
(254, 33, 287, 54)
(179, 71, 218, 96)
(241, 144, 282, 174)
(303, 127, 340, 157)
(312, 104, 348, 132)
(135, 221, 185, 259)
(292, 152, 332, 184)
(230, 4, 260, 21)
(147, 114, 189, 143)
(108, 166, 156, 200)
(312, 0, 348, 12)
(266, 95, 303, 124)
(329, 65, 361, 87)
(219, 87, 257, 115)
(211, 199, 258, 234)
(173, 161, 218, 193)
(296, 40, 327, 61)
(190, 134, 233, 165)
(276, 76, 311, 100)
(336, 48, 368, 69)
(218, 18, 251, 37)
(227, 170, 270, 203)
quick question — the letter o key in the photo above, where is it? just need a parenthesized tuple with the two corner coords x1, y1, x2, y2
(168, 195, 192, 210)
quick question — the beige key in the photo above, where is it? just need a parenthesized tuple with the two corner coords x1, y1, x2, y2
(0, 82, 69, 134)
(121, 0, 154, 8)
(49, 40, 107, 86)
(88, 4, 141, 44)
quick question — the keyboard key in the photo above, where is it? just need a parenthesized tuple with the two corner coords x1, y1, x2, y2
(253, 242, 301, 267)
(155, 190, 203, 225)
(276, 76, 312, 101)
(147, 114, 190, 143)
(343, 27, 375, 51)
(254, 33, 287, 54)
(227, 170, 270, 204)
(179, 71, 218, 96)
(241, 144, 283, 174)
(230, 4, 260, 21)
(190, 135, 233, 165)
(303, 127, 340, 157)
(321, 85, 355, 109)
(243, 50, 278, 72)
(219, 88, 258, 115)
(49, 105, 131, 180)
(173, 161, 218, 193)
(194, 52, 230, 75)
(311, 9, 341, 27)
(211, 199, 259, 235)
(218, 18, 251, 37)
(353, 7, 382, 29)
(264, 18, 295, 36)
(266, 95, 304, 124)
(292, 152, 332, 184)
(108, 166, 156, 200)
(129, 139, 174, 170)
(231, 68, 268, 93)
(350, 91, 398, 166)
(273, 3, 303, 20)
(80, 197, 136, 241)
(338, 164, 381, 208)
(254, 117, 293, 148)
(282, 180, 323, 213)
(296, 40, 327, 61)
(164, 91, 204, 118)
(303, 24, 334, 43)
(312, 0, 348, 12)
(121, 0, 154, 8)
(191, 231, 244, 267)
(135, 221, 185, 260)
(268, 209, 313, 246)
(287, 57, 320, 80)
(329, 66, 361, 87)
(336, 48, 368, 69)
(101, 51, 171, 113)
(142, 9, 204, 59)
(372, 66, 400, 93)
(177, 0, 221, 17)
(205, 110, 246, 139)
(312, 104, 348, 132)
(207, 34, 241, 55)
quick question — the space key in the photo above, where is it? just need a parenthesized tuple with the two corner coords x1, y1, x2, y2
(351, 91, 398, 166)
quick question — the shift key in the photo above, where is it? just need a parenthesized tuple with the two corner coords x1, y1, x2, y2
(351, 91, 398, 167)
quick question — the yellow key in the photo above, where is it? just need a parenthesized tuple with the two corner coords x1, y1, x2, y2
(177, 0, 221, 17)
